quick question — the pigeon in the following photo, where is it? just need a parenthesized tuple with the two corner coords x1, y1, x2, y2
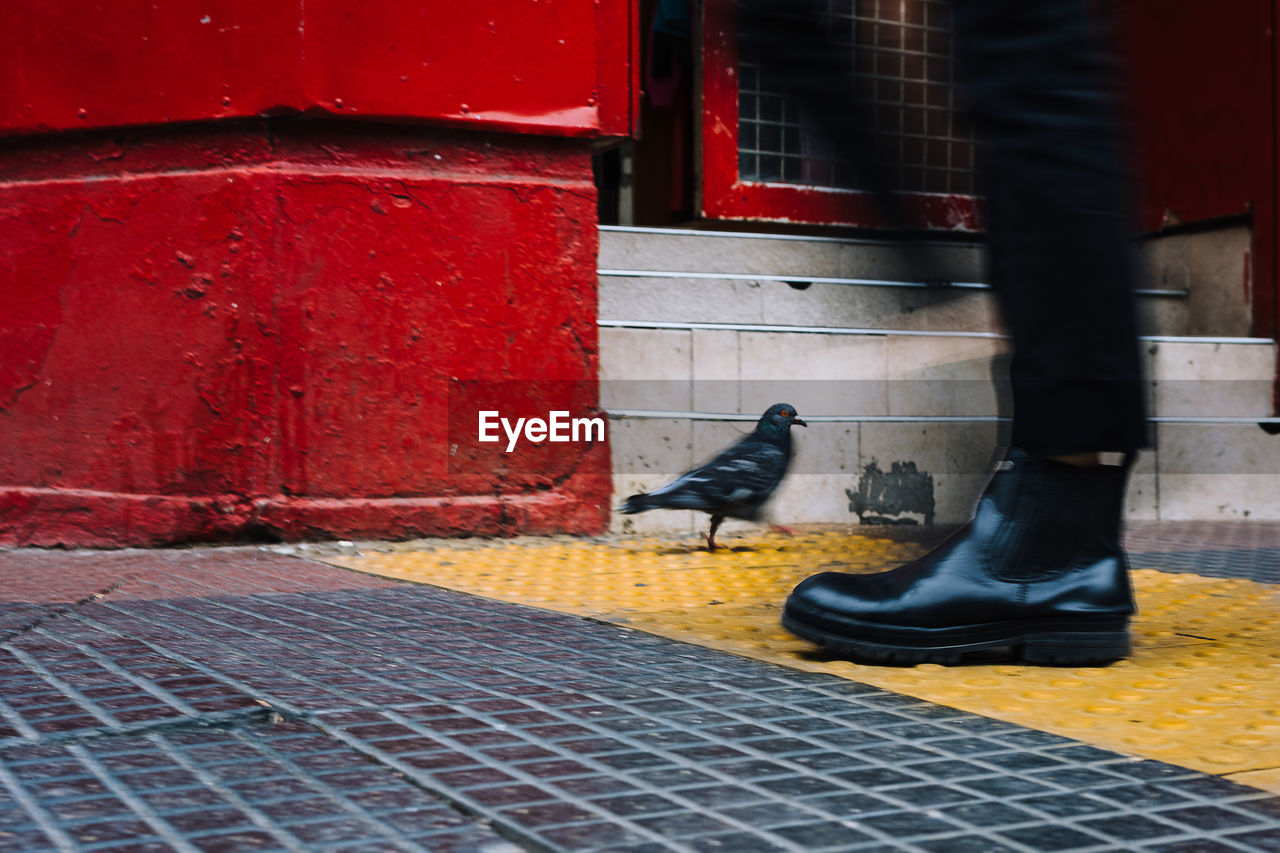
(617, 403, 807, 550)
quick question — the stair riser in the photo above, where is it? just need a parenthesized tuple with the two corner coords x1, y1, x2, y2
(610, 419, 1280, 531)
(600, 328, 1275, 419)
(599, 227, 984, 280)
(601, 275, 1186, 336)
(599, 226, 1274, 527)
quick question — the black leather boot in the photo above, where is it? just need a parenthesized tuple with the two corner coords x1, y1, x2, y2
(782, 448, 1136, 665)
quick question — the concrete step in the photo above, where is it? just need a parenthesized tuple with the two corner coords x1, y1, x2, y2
(599, 225, 1192, 336)
(609, 414, 1280, 534)
(598, 327, 1277, 420)
(601, 328, 1279, 528)
(600, 224, 985, 280)
(597, 226, 1277, 527)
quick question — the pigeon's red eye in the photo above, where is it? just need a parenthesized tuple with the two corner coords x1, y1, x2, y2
(780, 409, 791, 417)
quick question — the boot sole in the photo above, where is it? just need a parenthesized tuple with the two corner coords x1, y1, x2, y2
(781, 609, 1131, 667)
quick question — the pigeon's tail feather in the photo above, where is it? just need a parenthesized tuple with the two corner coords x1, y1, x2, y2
(617, 493, 653, 514)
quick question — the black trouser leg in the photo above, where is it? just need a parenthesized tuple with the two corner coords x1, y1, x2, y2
(758, 0, 1147, 665)
(738, 0, 1149, 454)
(952, 0, 1148, 454)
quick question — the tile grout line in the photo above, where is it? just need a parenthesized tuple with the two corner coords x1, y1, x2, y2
(0, 757, 83, 853)
(141, 730, 352, 853)
(222, 726, 460, 853)
(329, 545, 1280, 785)
(39, 579, 1280, 851)
(0, 578, 132, 644)
(94, 599, 865, 852)
(0, 692, 43, 741)
(0, 707, 275, 750)
(64, 741, 205, 853)
(29, 623, 209, 717)
(89, 590, 1186, 850)
(355, 591, 1280, 824)
(62, 609, 690, 853)
(75, 597, 980, 850)
(1, 643, 123, 733)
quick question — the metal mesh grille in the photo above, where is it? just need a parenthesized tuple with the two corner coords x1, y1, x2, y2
(738, 0, 976, 195)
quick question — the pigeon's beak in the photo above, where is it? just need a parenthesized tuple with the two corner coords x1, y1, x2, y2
(794, 418, 807, 427)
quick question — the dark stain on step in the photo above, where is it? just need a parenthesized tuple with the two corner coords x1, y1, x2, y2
(847, 460, 936, 525)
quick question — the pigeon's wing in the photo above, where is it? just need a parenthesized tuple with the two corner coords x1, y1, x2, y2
(646, 438, 789, 515)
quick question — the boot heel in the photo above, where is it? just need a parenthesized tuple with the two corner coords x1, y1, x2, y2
(1021, 630, 1130, 666)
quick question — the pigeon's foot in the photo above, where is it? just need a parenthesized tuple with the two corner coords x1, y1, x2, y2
(768, 524, 796, 537)
(705, 515, 725, 552)
(781, 449, 1135, 667)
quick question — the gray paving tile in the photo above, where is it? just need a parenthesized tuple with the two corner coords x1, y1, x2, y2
(1130, 547, 1280, 583)
(1, 547, 1278, 852)
(1224, 829, 1280, 851)
(996, 823, 1109, 851)
(1145, 841, 1252, 853)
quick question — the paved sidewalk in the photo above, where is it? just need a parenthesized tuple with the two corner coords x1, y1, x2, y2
(323, 524, 1280, 789)
(1, 539, 1279, 852)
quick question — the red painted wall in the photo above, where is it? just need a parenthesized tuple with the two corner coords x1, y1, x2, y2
(0, 125, 611, 546)
(1120, 0, 1278, 365)
(698, 0, 980, 231)
(0, 1, 632, 546)
(0, 1, 636, 137)
(1121, 0, 1272, 233)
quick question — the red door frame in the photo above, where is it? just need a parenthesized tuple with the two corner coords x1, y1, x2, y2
(697, 0, 981, 231)
(1264, 1, 1280, 346)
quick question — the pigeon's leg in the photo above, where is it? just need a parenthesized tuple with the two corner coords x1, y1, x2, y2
(706, 515, 725, 551)
(769, 524, 796, 537)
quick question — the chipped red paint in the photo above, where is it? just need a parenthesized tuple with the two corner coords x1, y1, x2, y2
(0, 123, 612, 547)
(0, 1, 635, 139)
(697, 0, 981, 231)
(0, 1, 637, 546)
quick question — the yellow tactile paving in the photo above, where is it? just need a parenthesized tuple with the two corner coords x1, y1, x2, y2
(325, 532, 1280, 793)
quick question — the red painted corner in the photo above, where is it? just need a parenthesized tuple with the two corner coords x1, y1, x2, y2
(0, 124, 611, 547)
(0, 1, 640, 140)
